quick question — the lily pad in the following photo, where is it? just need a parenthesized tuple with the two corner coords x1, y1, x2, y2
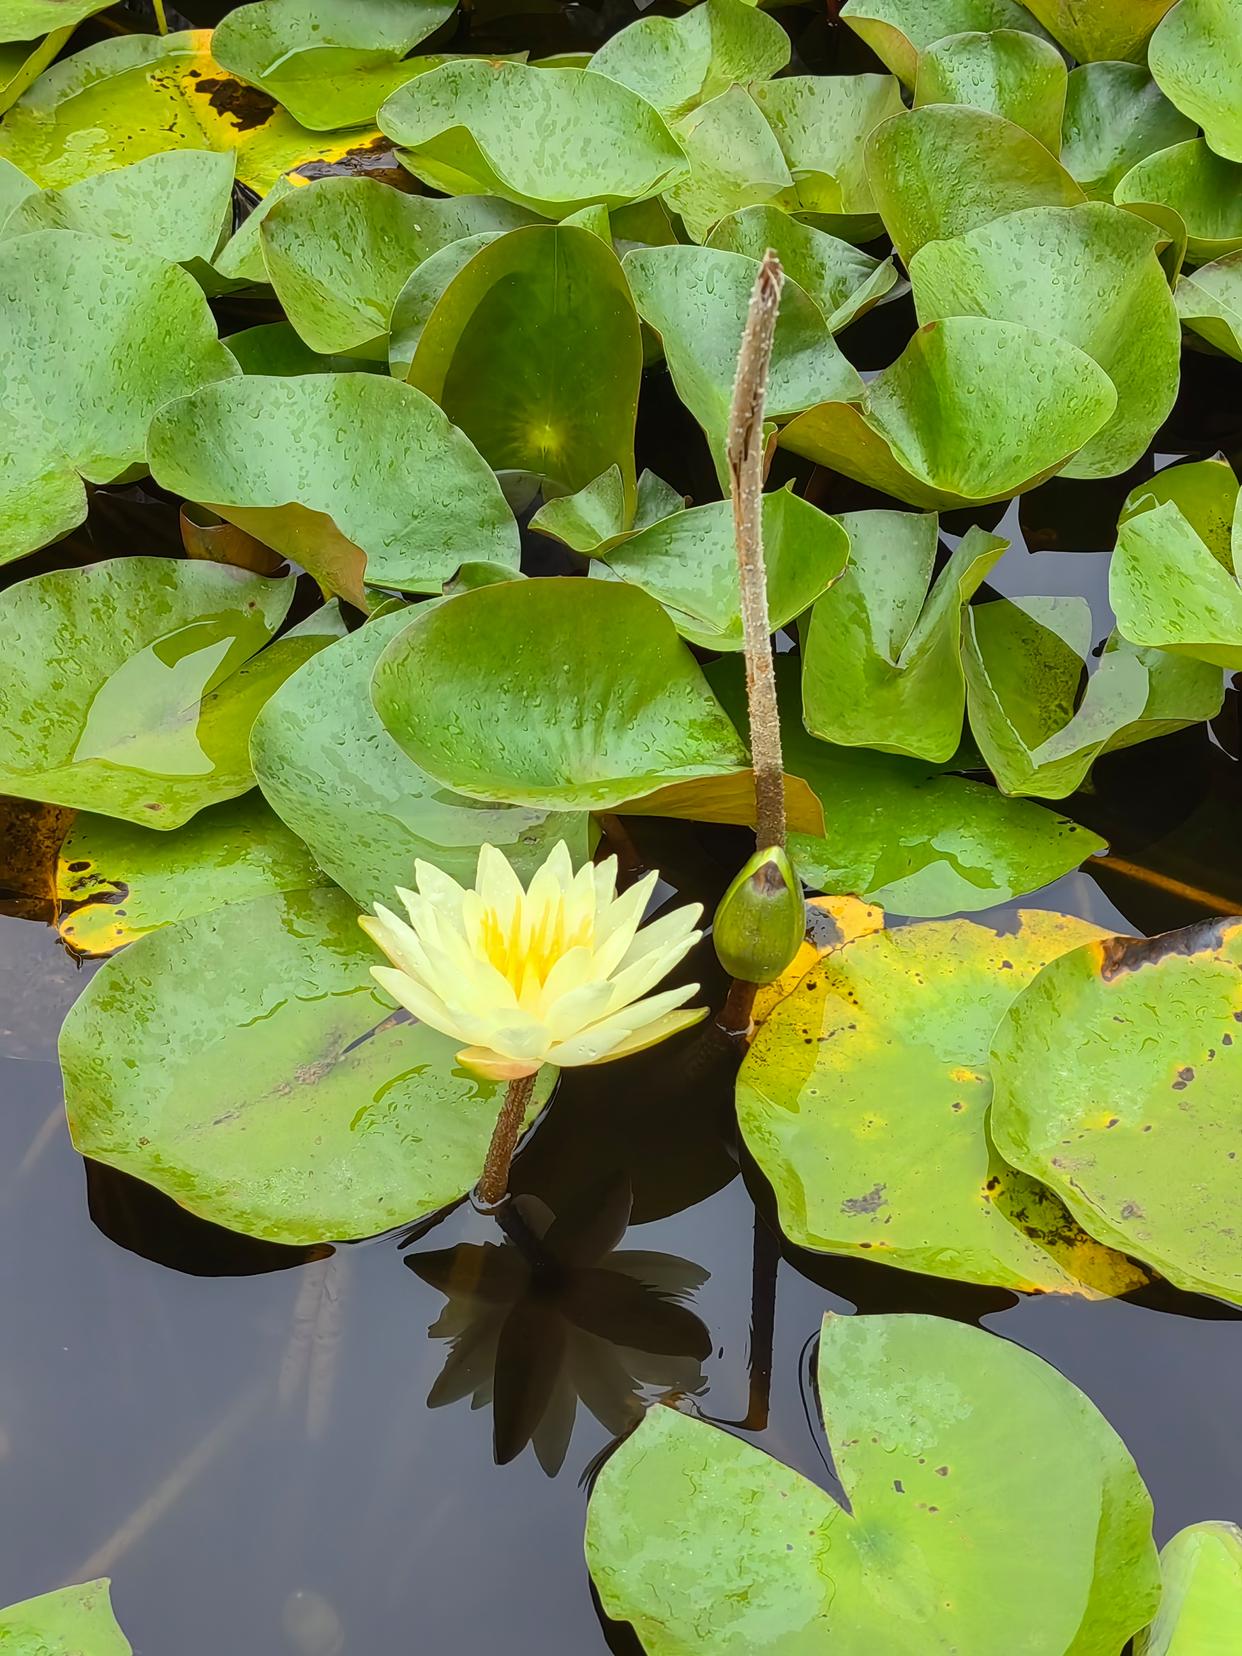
(371, 578, 749, 812)
(223, 319, 387, 375)
(56, 794, 326, 956)
(839, 0, 1051, 88)
(706, 205, 898, 332)
(0, 229, 237, 566)
(1061, 63, 1196, 200)
(1115, 140, 1242, 264)
(378, 60, 687, 217)
(528, 466, 684, 557)
(587, 0, 790, 121)
(60, 887, 554, 1244)
(910, 203, 1181, 480)
(710, 656, 1107, 916)
(1175, 250, 1242, 358)
(404, 223, 644, 506)
(587, 1312, 1160, 1655)
(865, 105, 1085, 266)
(259, 176, 535, 355)
(0, 557, 335, 827)
(601, 486, 849, 649)
(0, 1580, 131, 1653)
(624, 244, 863, 489)
(661, 85, 792, 244)
(914, 29, 1067, 152)
(990, 915, 1242, 1305)
(387, 231, 509, 377)
(1136, 1521, 1242, 1654)
(0, 30, 386, 194)
(1149, 0, 1242, 165)
(0, 154, 36, 221)
(250, 606, 591, 908)
(1021, 0, 1177, 60)
(800, 513, 1006, 762)
(738, 912, 1152, 1293)
(212, 0, 457, 131)
(147, 373, 519, 608)
(779, 316, 1116, 511)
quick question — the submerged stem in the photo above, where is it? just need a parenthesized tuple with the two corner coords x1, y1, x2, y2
(476, 1072, 537, 1208)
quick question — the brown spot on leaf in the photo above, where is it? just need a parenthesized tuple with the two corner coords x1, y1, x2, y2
(842, 1183, 887, 1216)
(1097, 919, 1234, 981)
(193, 77, 279, 131)
(1172, 1066, 1195, 1090)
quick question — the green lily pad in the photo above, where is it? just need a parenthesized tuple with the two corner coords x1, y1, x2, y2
(0, 557, 341, 827)
(588, 0, 790, 121)
(528, 466, 684, 556)
(1175, 250, 1242, 358)
(147, 373, 519, 608)
(212, 0, 456, 131)
(866, 104, 1085, 266)
(779, 317, 1116, 511)
(601, 486, 850, 649)
(378, 60, 687, 217)
(990, 915, 1242, 1304)
(56, 793, 327, 956)
(387, 231, 509, 377)
(0, 229, 237, 566)
(1023, 0, 1178, 60)
(839, 0, 1051, 88)
(661, 85, 792, 244)
(1115, 140, 1242, 264)
(60, 887, 554, 1244)
(250, 606, 591, 908)
(224, 319, 387, 375)
(587, 1312, 1160, 1655)
(624, 244, 863, 489)
(0, 6, 111, 119)
(910, 203, 1181, 480)
(710, 656, 1107, 916)
(1061, 63, 1197, 200)
(750, 72, 904, 239)
(260, 175, 535, 355)
(738, 912, 1156, 1293)
(404, 223, 644, 506)
(1120, 456, 1240, 566)
(706, 205, 898, 332)
(800, 513, 1006, 762)
(1149, 0, 1242, 165)
(0, 30, 386, 194)
(0, 154, 37, 221)
(371, 578, 748, 811)
(0, 1580, 131, 1653)
(1136, 1522, 1242, 1654)
(212, 171, 296, 285)
(914, 30, 1067, 152)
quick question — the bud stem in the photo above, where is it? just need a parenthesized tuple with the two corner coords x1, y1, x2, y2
(475, 1072, 537, 1209)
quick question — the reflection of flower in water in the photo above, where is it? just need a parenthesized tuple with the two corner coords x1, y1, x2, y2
(407, 1182, 711, 1475)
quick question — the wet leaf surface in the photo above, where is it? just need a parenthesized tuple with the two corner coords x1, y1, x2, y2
(1060, 62, 1196, 200)
(587, 0, 789, 122)
(0, 1579, 132, 1653)
(751, 71, 903, 237)
(839, 0, 1053, 88)
(914, 28, 1067, 151)
(1149, 0, 1242, 165)
(1136, 1520, 1242, 1654)
(1020, 0, 1177, 61)
(1115, 140, 1242, 264)
(706, 206, 898, 333)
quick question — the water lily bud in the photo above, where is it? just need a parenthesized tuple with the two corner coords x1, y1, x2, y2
(712, 847, 805, 984)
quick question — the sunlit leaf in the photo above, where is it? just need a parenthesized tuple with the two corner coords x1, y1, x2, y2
(528, 466, 684, 556)
(1115, 140, 1242, 264)
(914, 29, 1067, 152)
(1136, 1521, 1242, 1655)
(587, 0, 789, 121)
(1149, 0, 1242, 164)
(1061, 63, 1196, 201)
(60, 887, 554, 1244)
(251, 606, 591, 908)
(706, 204, 898, 332)
(991, 915, 1242, 1305)
(371, 578, 749, 811)
(662, 85, 791, 244)
(1022, 0, 1178, 60)
(0, 1580, 131, 1654)
(750, 892, 886, 1027)
(839, 0, 1051, 88)
(1175, 251, 1242, 358)
(587, 1313, 1160, 1654)
(147, 373, 520, 608)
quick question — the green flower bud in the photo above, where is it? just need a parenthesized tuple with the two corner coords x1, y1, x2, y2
(712, 846, 805, 984)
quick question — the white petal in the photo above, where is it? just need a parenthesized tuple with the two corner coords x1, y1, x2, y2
(542, 978, 616, 1042)
(412, 861, 468, 919)
(613, 903, 703, 976)
(589, 870, 660, 976)
(575, 1005, 708, 1065)
(606, 928, 701, 1011)
(544, 981, 699, 1066)
(360, 907, 434, 980)
(592, 855, 619, 915)
(531, 943, 597, 1013)
(370, 966, 469, 1043)
(477, 843, 524, 929)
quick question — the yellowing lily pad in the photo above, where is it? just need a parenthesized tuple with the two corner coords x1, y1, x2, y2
(0, 1580, 131, 1654)
(588, 0, 790, 122)
(990, 916, 1242, 1305)
(749, 893, 886, 1027)
(914, 29, 1067, 152)
(1136, 1521, 1242, 1655)
(839, 0, 1052, 88)
(1149, 0, 1242, 165)
(1115, 140, 1242, 264)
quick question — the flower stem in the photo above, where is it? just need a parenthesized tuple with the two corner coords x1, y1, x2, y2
(153, 0, 169, 34)
(476, 1073, 537, 1209)
(719, 976, 759, 1039)
(727, 250, 787, 857)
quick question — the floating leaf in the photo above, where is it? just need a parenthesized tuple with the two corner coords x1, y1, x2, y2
(910, 202, 1181, 480)
(378, 60, 687, 217)
(706, 205, 898, 331)
(0, 1580, 131, 1654)
(914, 29, 1067, 152)
(387, 230, 508, 377)
(260, 176, 534, 355)
(0, 229, 237, 566)
(624, 244, 862, 488)
(250, 606, 591, 908)
(528, 466, 684, 557)
(1061, 63, 1196, 200)
(738, 912, 1151, 1292)
(711, 657, 1107, 916)
(0, 153, 36, 220)
(991, 916, 1242, 1305)
(1149, 0, 1242, 164)
(588, 0, 790, 121)
(56, 794, 326, 955)
(587, 1313, 1160, 1655)
(372, 578, 748, 812)
(147, 373, 519, 608)
(1136, 1521, 1242, 1655)
(405, 223, 643, 505)
(601, 487, 849, 650)
(866, 104, 1085, 266)
(211, 170, 296, 284)
(0, 558, 331, 828)
(1175, 249, 1242, 359)
(60, 888, 554, 1244)
(839, 0, 1052, 88)
(661, 84, 791, 243)
(750, 893, 886, 1027)
(801, 513, 1005, 762)
(0, 30, 385, 194)
(1022, 0, 1178, 60)
(1115, 140, 1242, 264)
(223, 319, 386, 375)
(212, 0, 456, 131)
(779, 317, 1116, 510)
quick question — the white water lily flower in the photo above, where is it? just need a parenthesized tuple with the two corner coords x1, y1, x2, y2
(360, 841, 707, 1082)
